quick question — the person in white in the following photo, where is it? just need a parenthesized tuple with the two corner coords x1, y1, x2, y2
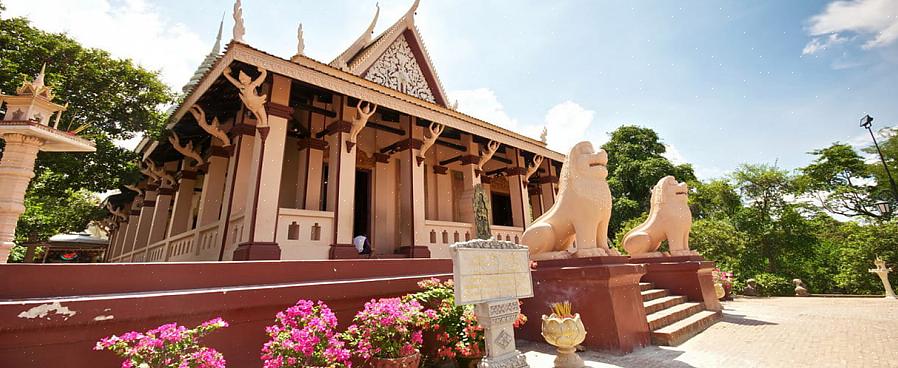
(353, 234, 371, 256)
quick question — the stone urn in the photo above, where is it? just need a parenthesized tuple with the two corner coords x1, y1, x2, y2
(541, 313, 587, 368)
(370, 351, 421, 368)
(714, 282, 726, 299)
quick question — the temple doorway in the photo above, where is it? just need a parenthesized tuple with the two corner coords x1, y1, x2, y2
(353, 169, 372, 246)
(491, 192, 513, 226)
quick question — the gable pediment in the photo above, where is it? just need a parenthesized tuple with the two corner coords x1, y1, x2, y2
(363, 36, 437, 104)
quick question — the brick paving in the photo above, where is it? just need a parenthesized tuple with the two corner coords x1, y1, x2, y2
(520, 296, 898, 367)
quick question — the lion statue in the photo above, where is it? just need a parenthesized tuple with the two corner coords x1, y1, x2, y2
(522, 141, 615, 260)
(622, 176, 695, 256)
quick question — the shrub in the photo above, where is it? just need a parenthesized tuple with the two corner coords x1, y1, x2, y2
(753, 273, 792, 296)
(94, 318, 228, 368)
(261, 300, 351, 368)
(342, 297, 431, 361)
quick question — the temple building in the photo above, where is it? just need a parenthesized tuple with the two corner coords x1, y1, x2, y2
(104, 0, 565, 262)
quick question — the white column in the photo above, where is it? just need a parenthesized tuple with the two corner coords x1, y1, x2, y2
(0, 133, 43, 262)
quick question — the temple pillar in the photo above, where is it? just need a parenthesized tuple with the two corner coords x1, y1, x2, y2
(168, 166, 198, 237)
(195, 147, 229, 227)
(398, 117, 428, 257)
(120, 198, 142, 260)
(508, 148, 532, 228)
(233, 74, 291, 260)
(325, 96, 358, 259)
(456, 134, 482, 224)
(148, 164, 177, 247)
(434, 164, 453, 221)
(0, 134, 43, 262)
(131, 185, 158, 255)
(539, 162, 558, 211)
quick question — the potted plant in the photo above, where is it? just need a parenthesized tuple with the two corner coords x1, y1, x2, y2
(343, 297, 429, 367)
(94, 317, 228, 368)
(405, 278, 527, 368)
(541, 302, 586, 368)
(712, 268, 734, 301)
(261, 299, 352, 368)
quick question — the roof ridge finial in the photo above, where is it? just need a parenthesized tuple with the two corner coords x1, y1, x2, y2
(33, 63, 47, 88)
(405, 0, 420, 19)
(232, 0, 245, 43)
(213, 13, 224, 53)
(291, 23, 305, 61)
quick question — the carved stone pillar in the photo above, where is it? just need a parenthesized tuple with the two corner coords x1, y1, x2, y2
(507, 149, 532, 228)
(0, 133, 43, 262)
(325, 97, 358, 259)
(131, 185, 158, 255)
(120, 199, 142, 260)
(195, 148, 229, 227)
(398, 117, 428, 257)
(233, 74, 291, 261)
(168, 168, 197, 237)
(148, 167, 176, 247)
(457, 134, 482, 224)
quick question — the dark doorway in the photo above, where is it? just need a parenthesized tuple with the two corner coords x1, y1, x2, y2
(491, 192, 513, 226)
(353, 170, 372, 241)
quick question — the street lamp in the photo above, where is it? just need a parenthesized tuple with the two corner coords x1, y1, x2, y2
(876, 201, 891, 220)
(860, 115, 898, 206)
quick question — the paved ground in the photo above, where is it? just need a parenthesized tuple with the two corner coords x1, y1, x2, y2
(521, 296, 898, 368)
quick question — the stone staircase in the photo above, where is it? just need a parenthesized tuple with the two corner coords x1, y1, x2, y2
(640, 282, 721, 346)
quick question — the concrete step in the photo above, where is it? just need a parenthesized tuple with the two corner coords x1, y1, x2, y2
(643, 295, 688, 315)
(651, 310, 722, 346)
(639, 282, 654, 291)
(647, 302, 703, 331)
(641, 289, 669, 302)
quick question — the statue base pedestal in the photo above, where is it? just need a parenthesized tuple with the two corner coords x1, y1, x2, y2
(519, 258, 650, 354)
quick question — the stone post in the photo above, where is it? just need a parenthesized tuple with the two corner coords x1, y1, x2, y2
(195, 147, 230, 228)
(233, 74, 291, 260)
(0, 134, 43, 261)
(168, 167, 198, 236)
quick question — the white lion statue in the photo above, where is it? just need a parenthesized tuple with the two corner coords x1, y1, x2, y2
(523, 141, 616, 260)
(622, 176, 695, 256)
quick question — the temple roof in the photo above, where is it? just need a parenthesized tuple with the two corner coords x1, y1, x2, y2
(183, 18, 224, 93)
(329, 0, 449, 107)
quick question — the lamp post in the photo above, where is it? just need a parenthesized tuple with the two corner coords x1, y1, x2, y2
(860, 115, 898, 211)
(876, 201, 892, 221)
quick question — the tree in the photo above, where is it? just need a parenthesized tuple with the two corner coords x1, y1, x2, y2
(863, 126, 898, 215)
(795, 143, 886, 219)
(689, 179, 742, 220)
(601, 125, 696, 236)
(0, 15, 172, 259)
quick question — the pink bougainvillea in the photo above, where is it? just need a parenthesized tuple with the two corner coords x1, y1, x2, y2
(94, 318, 228, 368)
(342, 297, 428, 361)
(261, 300, 351, 368)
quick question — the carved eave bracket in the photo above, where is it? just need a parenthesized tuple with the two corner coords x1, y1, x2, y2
(416, 121, 444, 166)
(475, 140, 500, 177)
(169, 133, 206, 169)
(223, 66, 268, 128)
(347, 100, 377, 153)
(523, 155, 543, 184)
(190, 104, 231, 146)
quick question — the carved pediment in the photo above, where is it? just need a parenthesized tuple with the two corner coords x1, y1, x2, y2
(363, 36, 436, 103)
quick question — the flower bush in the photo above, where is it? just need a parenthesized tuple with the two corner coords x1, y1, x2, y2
(342, 297, 430, 361)
(405, 278, 527, 362)
(261, 300, 351, 368)
(94, 318, 228, 368)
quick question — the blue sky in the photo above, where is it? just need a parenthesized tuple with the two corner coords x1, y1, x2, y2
(5, 0, 898, 179)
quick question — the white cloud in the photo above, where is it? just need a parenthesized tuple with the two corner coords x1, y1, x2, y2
(804, 0, 898, 52)
(802, 33, 849, 55)
(2, 0, 208, 89)
(448, 88, 595, 153)
(662, 144, 686, 165)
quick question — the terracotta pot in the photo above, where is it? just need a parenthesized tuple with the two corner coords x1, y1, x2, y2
(370, 351, 421, 368)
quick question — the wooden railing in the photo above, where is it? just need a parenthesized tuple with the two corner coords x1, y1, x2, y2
(276, 209, 334, 260)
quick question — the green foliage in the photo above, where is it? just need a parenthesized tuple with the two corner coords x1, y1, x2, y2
(601, 125, 696, 236)
(612, 213, 647, 255)
(795, 143, 888, 219)
(0, 15, 172, 253)
(753, 273, 792, 296)
(688, 218, 746, 271)
(832, 221, 898, 294)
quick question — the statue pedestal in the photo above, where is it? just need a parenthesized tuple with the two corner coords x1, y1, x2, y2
(633, 257, 722, 312)
(519, 258, 650, 354)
